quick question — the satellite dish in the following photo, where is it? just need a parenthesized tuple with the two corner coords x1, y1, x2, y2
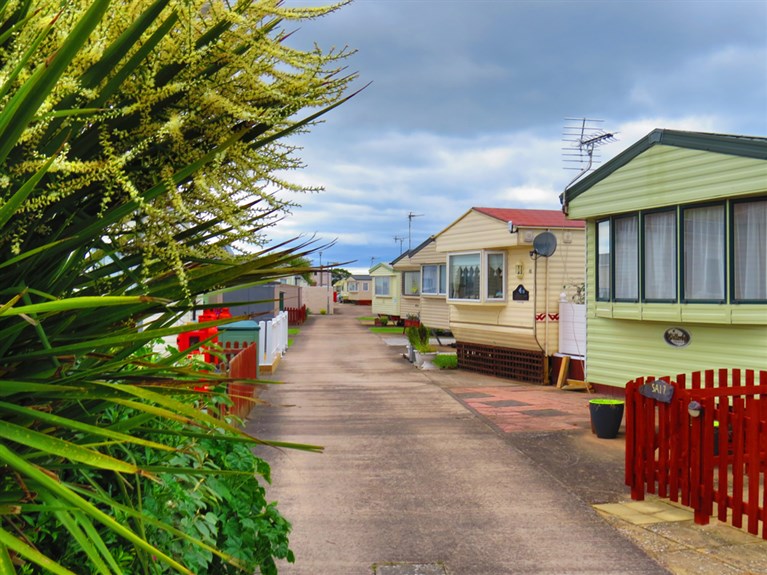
(532, 232, 557, 258)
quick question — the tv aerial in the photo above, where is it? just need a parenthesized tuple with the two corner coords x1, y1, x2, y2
(394, 235, 406, 254)
(562, 118, 618, 185)
(407, 212, 423, 252)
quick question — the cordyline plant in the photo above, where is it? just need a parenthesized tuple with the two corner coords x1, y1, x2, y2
(0, 0, 357, 573)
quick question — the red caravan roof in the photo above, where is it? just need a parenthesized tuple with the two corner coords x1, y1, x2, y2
(473, 207, 585, 228)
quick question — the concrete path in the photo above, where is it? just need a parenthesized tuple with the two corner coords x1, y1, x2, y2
(247, 305, 668, 574)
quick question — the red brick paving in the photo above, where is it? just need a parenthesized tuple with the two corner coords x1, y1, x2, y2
(452, 385, 602, 433)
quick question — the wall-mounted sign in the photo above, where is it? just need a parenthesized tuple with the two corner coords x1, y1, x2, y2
(664, 327, 691, 348)
(512, 284, 529, 301)
(639, 379, 675, 403)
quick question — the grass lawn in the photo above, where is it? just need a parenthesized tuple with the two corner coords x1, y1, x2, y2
(368, 326, 404, 334)
(288, 328, 300, 335)
(433, 353, 458, 369)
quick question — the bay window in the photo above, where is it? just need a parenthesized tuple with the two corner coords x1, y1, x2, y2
(448, 251, 505, 302)
(596, 197, 765, 304)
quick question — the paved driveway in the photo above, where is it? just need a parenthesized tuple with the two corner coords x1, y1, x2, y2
(246, 305, 667, 574)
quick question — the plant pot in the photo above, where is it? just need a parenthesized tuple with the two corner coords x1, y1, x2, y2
(405, 344, 416, 363)
(418, 351, 438, 370)
(413, 350, 424, 367)
(589, 399, 625, 439)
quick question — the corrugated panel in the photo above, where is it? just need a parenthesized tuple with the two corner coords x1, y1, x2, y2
(586, 318, 767, 389)
(419, 297, 450, 330)
(568, 146, 767, 219)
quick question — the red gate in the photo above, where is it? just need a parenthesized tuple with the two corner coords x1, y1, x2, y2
(626, 369, 767, 538)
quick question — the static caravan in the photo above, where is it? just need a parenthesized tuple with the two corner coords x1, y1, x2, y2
(434, 207, 586, 384)
(561, 129, 767, 392)
(392, 237, 451, 331)
(370, 262, 400, 319)
(391, 246, 422, 325)
(336, 274, 372, 305)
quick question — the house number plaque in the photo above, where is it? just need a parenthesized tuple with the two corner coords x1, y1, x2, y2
(638, 379, 674, 403)
(664, 327, 691, 348)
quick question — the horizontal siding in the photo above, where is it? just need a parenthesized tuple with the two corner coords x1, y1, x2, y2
(568, 146, 767, 219)
(419, 297, 450, 330)
(372, 295, 400, 316)
(436, 211, 520, 252)
(409, 240, 444, 265)
(587, 317, 767, 389)
(452, 323, 540, 351)
(399, 296, 419, 318)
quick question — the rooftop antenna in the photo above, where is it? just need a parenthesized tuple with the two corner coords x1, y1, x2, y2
(370, 256, 377, 268)
(407, 212, 424, 252)
(394, 235, 406, 254)
(562, 118, 618, 186)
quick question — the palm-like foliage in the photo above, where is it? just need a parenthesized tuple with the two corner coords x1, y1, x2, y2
(0, 1, 355, 573)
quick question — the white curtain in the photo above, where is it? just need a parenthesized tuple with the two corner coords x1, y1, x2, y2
(644, 211, 676, 300)
(734, 201, 767, 300)
(614, 216, 638, 300)
(684, 205, 725, 300)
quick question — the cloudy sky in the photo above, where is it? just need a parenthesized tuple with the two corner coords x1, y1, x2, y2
(273, 0, 767, 274)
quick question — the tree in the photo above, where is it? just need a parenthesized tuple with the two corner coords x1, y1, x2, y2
(332, 268, 353, 284)
(0, 1, 356, 573)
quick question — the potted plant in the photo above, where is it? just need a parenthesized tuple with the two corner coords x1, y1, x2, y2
(374, 314, 390, 327)
(406, 324, 437, 368)
(403, 313, 420, 328)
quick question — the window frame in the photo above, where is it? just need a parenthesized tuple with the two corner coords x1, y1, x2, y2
(447, 250, 506, 303)
(641, 208, 678, 303)
(681, 202, 726, 304)
(613, 214, 639, 302)
(485, 251, 506, 301)
(374, 276, 391, 297)
(731, 198, 767, 304)
(596, 219, 611, 302)
(402, 271, 421, 297)
(421, 264, 447, 296)
(595, 196, 766, 306)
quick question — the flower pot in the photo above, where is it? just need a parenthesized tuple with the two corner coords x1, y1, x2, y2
(418, 351, 438, 370)
(413, 350, 425, 367)
(589, 399, 625, 439)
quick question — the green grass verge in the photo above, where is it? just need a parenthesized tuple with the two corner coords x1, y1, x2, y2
(288, 328, 300, 336)
(368, 326, 404, 334)
(433, 354, 458, 369)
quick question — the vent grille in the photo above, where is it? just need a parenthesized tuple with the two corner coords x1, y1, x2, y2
(457, 342, 545, 384)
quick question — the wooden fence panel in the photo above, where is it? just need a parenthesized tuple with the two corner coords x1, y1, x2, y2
(626, 369, 767, 538)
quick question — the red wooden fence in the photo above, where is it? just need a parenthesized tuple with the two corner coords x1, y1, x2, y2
(226, 343, 259, 419)
(626, 369, 767, 538)
(286, 304, 307, 325)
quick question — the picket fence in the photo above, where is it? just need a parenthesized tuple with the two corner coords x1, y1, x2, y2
(626, 369, 767, 538)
